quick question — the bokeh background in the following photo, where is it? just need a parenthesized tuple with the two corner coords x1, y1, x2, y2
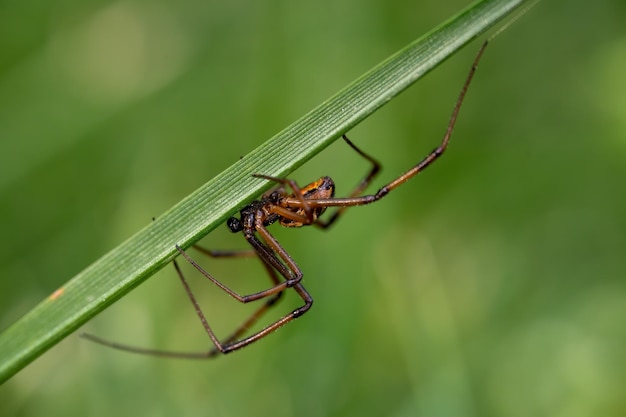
(1, 0, 625, 416)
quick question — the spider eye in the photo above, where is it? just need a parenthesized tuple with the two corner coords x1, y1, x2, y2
(227, 217, 242, 233)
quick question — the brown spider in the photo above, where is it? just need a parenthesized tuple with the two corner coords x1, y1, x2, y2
(83, 40, 489, 358)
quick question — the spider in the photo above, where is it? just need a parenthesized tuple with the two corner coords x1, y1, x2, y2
(83, 40, 488, 358)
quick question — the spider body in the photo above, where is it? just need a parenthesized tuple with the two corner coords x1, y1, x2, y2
(227, 176, 336, 233)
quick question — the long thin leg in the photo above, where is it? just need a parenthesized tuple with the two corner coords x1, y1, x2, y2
(315, 134, 381, 228)
(172, 255, 298, 356)
(176, 216, 315, 353)
(84, 240, 313, 358)
(80, 259, 217, 359)
(212, 258, 283, 350)
(191, 244, 285, 354)
(210, 281, 312, 354)
(277, 40, 489, 210)
(173, 247, 309, 356)
(176, 244, 294, 304)
(369, 40, 489, 198)
(193, 280, 312, 355)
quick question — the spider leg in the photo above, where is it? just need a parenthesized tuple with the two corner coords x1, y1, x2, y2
(211, 259, 284, 352)
(371, 40, 488, 198)
(281, 40, 489, 211)
(80, 248, 291, 359)
(176, 244, 293, 305)
(175, 220, 313, 355)
(214, 222, 313, 353)
(79, 258, 222, 359)
(314, 134, 381, 229)
(204, 279, 311, 354)
(190, 244, 285, 353)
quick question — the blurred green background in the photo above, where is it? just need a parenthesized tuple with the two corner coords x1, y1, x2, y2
(1, 0, 625, 416)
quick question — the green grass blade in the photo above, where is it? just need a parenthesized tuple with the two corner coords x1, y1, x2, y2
(0, 0, 532, 383)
